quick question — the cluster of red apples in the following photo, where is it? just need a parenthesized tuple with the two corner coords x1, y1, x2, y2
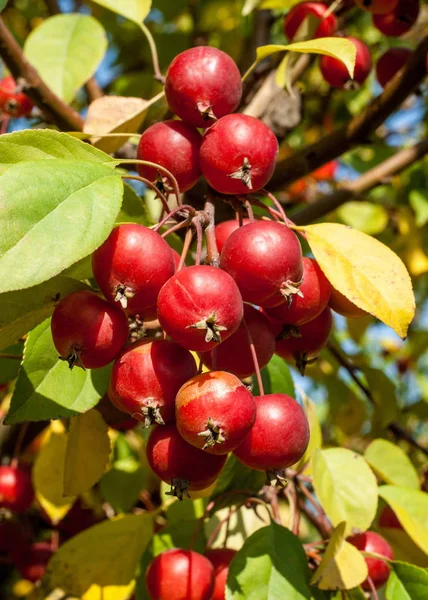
(46, 44, 375, 502)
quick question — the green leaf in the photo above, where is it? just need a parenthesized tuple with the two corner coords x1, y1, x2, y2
(364, 439, 420, 490)
(210, 455, 265, 511)
(254, 354, 295, 397)
(24, 14, 107, 103)
(0, 343, 23, 384)
(99, 457, 146, 513)
(64, 409, 111, 496)
(244, 38, 356, 80)
(312, 448, 378, 537)
(43, 514, 153, 600)
(91, 0, 152, 25)
(0, 160, 123, 293)
(242, 0, 262, 15)
(294, 390, 322, 473)
(0, 276, 90, 351)
(0, 1, 8, 12)
(386, 561, 428, 600)
(226, 523, 312, 600)
(337, 202, 388, 236)
(378, 486, 428, 556)
(409, 190, 428, 228)
(0, 129, 115, 170)
(5, 319, 111, 424)
(117, 183, 152, 226)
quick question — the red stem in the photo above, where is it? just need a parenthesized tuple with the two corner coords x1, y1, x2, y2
(122, 174, 170, 215)
(193, 216, 203, 266)
(177, 227, 193, 272)
(154, 205, 195, 232)
(242, 318, 264, 395)
(260, 189, 290, 226)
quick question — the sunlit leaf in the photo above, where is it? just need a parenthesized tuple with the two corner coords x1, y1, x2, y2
(33, 421, 76, 524)
(310, 522, 368, 590)
(90, 0, 152, 25)
(24, 14, 107, 103)
(337, 202, 388, 235)
(64, 409, 111, 496)
(42, 514, 153, 600)
(244, 38, 356, 80)
(0, 160, 123, 292)
(298, 223, 415, 338)
(378, 486, 428, 556)
(364, 439, 420, 490)
(312, 448, 378, 536)
(294, 389, 322, 473)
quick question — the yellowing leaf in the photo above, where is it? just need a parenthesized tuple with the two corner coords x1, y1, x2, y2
(378, 486, 428, 556)
(364, 439, 420, 490)
(83, 95, 160, 154)
(379, 528, 428, 568)
(64, 409, 111, 497)
(90, 0, 151, 25)
(43, 514, 153, 600)
(312, 448, 378, 536)
(33, 421, 76, 524)
(244, 38, 356, 80)
(294, 388, 322, 473)
(311, 522, 368, 590)
(299, 223, 415, 338)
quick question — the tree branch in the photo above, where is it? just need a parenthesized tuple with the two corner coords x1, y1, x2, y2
(269, 34, 428, 189)
(293, 136, 428, 224)
(328, 343, 428, 457)
(0, 17, 84, 131)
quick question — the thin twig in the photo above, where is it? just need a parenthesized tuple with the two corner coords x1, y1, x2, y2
(140, 22, 165, 84)
(242, 318, 264, 396)
(122, 174, 170, 214)
(204, 193, 220, 267)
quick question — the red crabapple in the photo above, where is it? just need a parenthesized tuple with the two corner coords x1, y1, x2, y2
(373, 0, 420, 36)
(0, 465, 34, 514)
(329, 287, 367, 318)
(220, 220, 303, 307)
(0, 76, 33, 117)
(165, 46, 242, 128)
(378, 505, 402, 529)
(51, 290, 129, 369)
(320, 37, 372, 89)
(376, 47, 412, 88)
(136, 120, 202, 193)
(109, 339, 197, 426)
(200, 304, 275, 378)
(234, 394, 310, 485)
(215, 219, 251, 254)
(199, 114, 279, 194)
(16, 542, 54, 583)
(266, 257, 331, 326)
(146, 548, 215, 600)
(275, 307, 333, 374)
(92, 224, 175, 320)
(348, 531, 394, 590)
(146, 424, 226, 499)
(205, 548, 237, 600)
(311, 160, 338, 181)
(175, 371, 256, 454)
(354, 0, 398, 14)
(284, 2, 337, 41)
(157, 265, 243, 352)
(96, 393, 138, 431)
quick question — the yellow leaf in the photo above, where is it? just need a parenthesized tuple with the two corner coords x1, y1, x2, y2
(312, 448, 378, 537)
(244, 38, 356, 80)
(42, 514, 153, 600)
(298, 223, 415, 339)
(64, 409, 111, 496)
(84, 95, 160, 154)
(294, 388, 322, 473)
(32, 421, 75, 524)
(311, 522, 368, 590)
(90, 0, 151, 25)
(378, 486, 428, 556)
(364, 439, 420, 490)
(378, 527, 428, 568)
